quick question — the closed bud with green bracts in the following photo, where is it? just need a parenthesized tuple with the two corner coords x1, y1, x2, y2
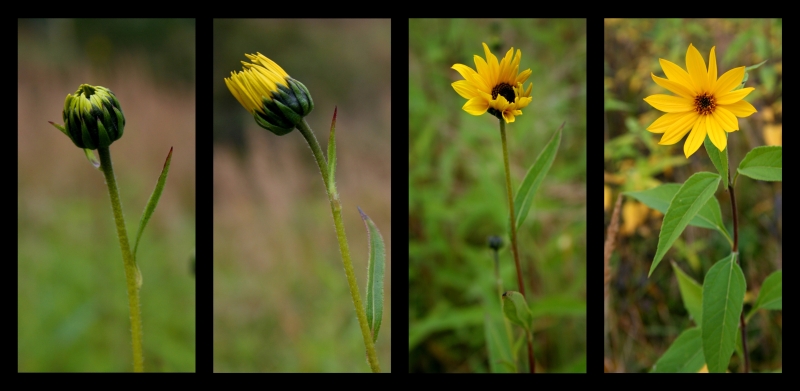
(225, 53, 314, 136)
(60, 84, 125, 150)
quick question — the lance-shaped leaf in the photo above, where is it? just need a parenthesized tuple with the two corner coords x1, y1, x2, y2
(327, 106, 338, 195)
(738, 146, 782, 182)
(358, 206, 385, 343)
(672, 261, 703, 325)
(651, 327, 705, 373)
(753, 270, 782, 311)
(702, 253, 745, 373)
(133, 147, 173, 264)
(704, 136, 728, 189)
(513, 122, 563, 229)
(502, 291, 533, 332)
(625, 183, 727, 237)
(650, 172, 720, 277)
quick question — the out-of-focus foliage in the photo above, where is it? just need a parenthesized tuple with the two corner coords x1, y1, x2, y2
(213, 19, 391, 372)
(18, 19, 196, 372)
(409, 19, 586, 373)
(604, 18, 781, 373)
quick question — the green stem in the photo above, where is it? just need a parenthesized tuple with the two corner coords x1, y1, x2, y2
(498, 119, 534, 373)
(97, 147, 144, 372)
(727, 165, 748, 373)
(492, 248, 515, 362)
(296, 119, 381, 373)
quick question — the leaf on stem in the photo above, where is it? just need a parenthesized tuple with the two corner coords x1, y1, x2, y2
(513, 121, 563, 229)
(483, 312, 516, 373)
(651, 327, 705, 373)
(672, 261, 704, 325)
(702, 253, 745, 373)
(704, 136, 729, 189)
(133, 147, 173, 266)
(738, 146, 782, 182)
(327, 106, 338, 195)
(84, 148, 101, 170)
(753, 270, 782, 311)
(625, 183, 727, 236)
(358, 206, 385, 343)
(650, 172, 720, 277)
(501, 291, 533, 332)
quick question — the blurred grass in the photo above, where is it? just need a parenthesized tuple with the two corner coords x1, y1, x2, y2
(409, 19, 586, 373)
(18, 19, 195, 372)
(603, 19, 782, 372)
(213, 19, 391, 372)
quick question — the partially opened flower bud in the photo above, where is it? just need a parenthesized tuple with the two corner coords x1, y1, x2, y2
(224, 52, 314, 136)
(59, 84, 125, 150)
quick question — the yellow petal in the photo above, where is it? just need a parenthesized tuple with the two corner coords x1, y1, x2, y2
(452, 80, 478, 99)
(686, 44, 710, 92)
(659, 58, 695, 90)
(706, 114, 727, 152)
(716, 87, 754, 105)
(712, 66, 745, 95)
(651, 73, 695, 99)
(664, 111, 701, 137)
(462, 97, 489, 116)
(644, 94, 694, 112)
(707, 46, 718, 87)
(473, 55, 492, 83)
(502, 109, 516, 123)
(721, 100, 757, 117)
(482, 42, 499, 87)
(516, 68, 532, 85)
(683, 116, 707, 158)
(659, 115, 699, 145)
(712, 106, 739, 131)
(453, 63, 489, 93)
(647, 112, 683, 133)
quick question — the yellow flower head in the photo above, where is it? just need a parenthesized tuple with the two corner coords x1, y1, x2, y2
(225, 52, 314, 136)
(452, 43, 533, 123)
(644, 44, 757, 158)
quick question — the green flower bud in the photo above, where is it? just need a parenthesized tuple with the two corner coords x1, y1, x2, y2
(59, 84, 125, 150)
(224, 52, 314, 136)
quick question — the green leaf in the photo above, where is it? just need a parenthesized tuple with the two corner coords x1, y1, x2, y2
(84, 148, 101, 170)
(672, 261, 703, 325)
(651, 327, 705, 373)
(483, 312, 516, 373)
(745, 59, 768, 72)
(327, 106, 338, 195)
(358, 206, 385, 343)
(649, 172, 721, 276)
(625, 183, 726, 234)
(502, 291, 533, 332)
(704, 136, 728, 189)
(133, 147, 173, 265)
(738, 146, 782, 182)
(702, 253, 746, 373)
(513, 122, 563, 229)
(754, 270, 782, 311)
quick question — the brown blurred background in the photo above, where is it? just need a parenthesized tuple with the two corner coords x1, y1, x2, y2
(213, 19, 391, 372)
(18, 19, 196, 371)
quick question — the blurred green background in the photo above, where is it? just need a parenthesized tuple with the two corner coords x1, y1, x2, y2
(603, 19, 782, 372)
(18, 19, 196, 372)
(213, 19, 391, 372)
(409, 19, 586, 373)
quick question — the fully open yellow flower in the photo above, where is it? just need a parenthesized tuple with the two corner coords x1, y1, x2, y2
(452, 43, 533, 123)
(644, 44, 757, 158)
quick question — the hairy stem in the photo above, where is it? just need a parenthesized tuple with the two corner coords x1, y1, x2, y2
(97, 146, 144, 372)
(296, 119, 381, 373)
(499, 118, 534, 373)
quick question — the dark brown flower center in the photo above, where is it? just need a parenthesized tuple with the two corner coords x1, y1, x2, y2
(491, 83, 516, 103)
(694, 93, 716, 116)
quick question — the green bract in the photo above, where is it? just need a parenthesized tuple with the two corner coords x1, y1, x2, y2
(225, 53, 314, 136)
(61, 84, 125, 150)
